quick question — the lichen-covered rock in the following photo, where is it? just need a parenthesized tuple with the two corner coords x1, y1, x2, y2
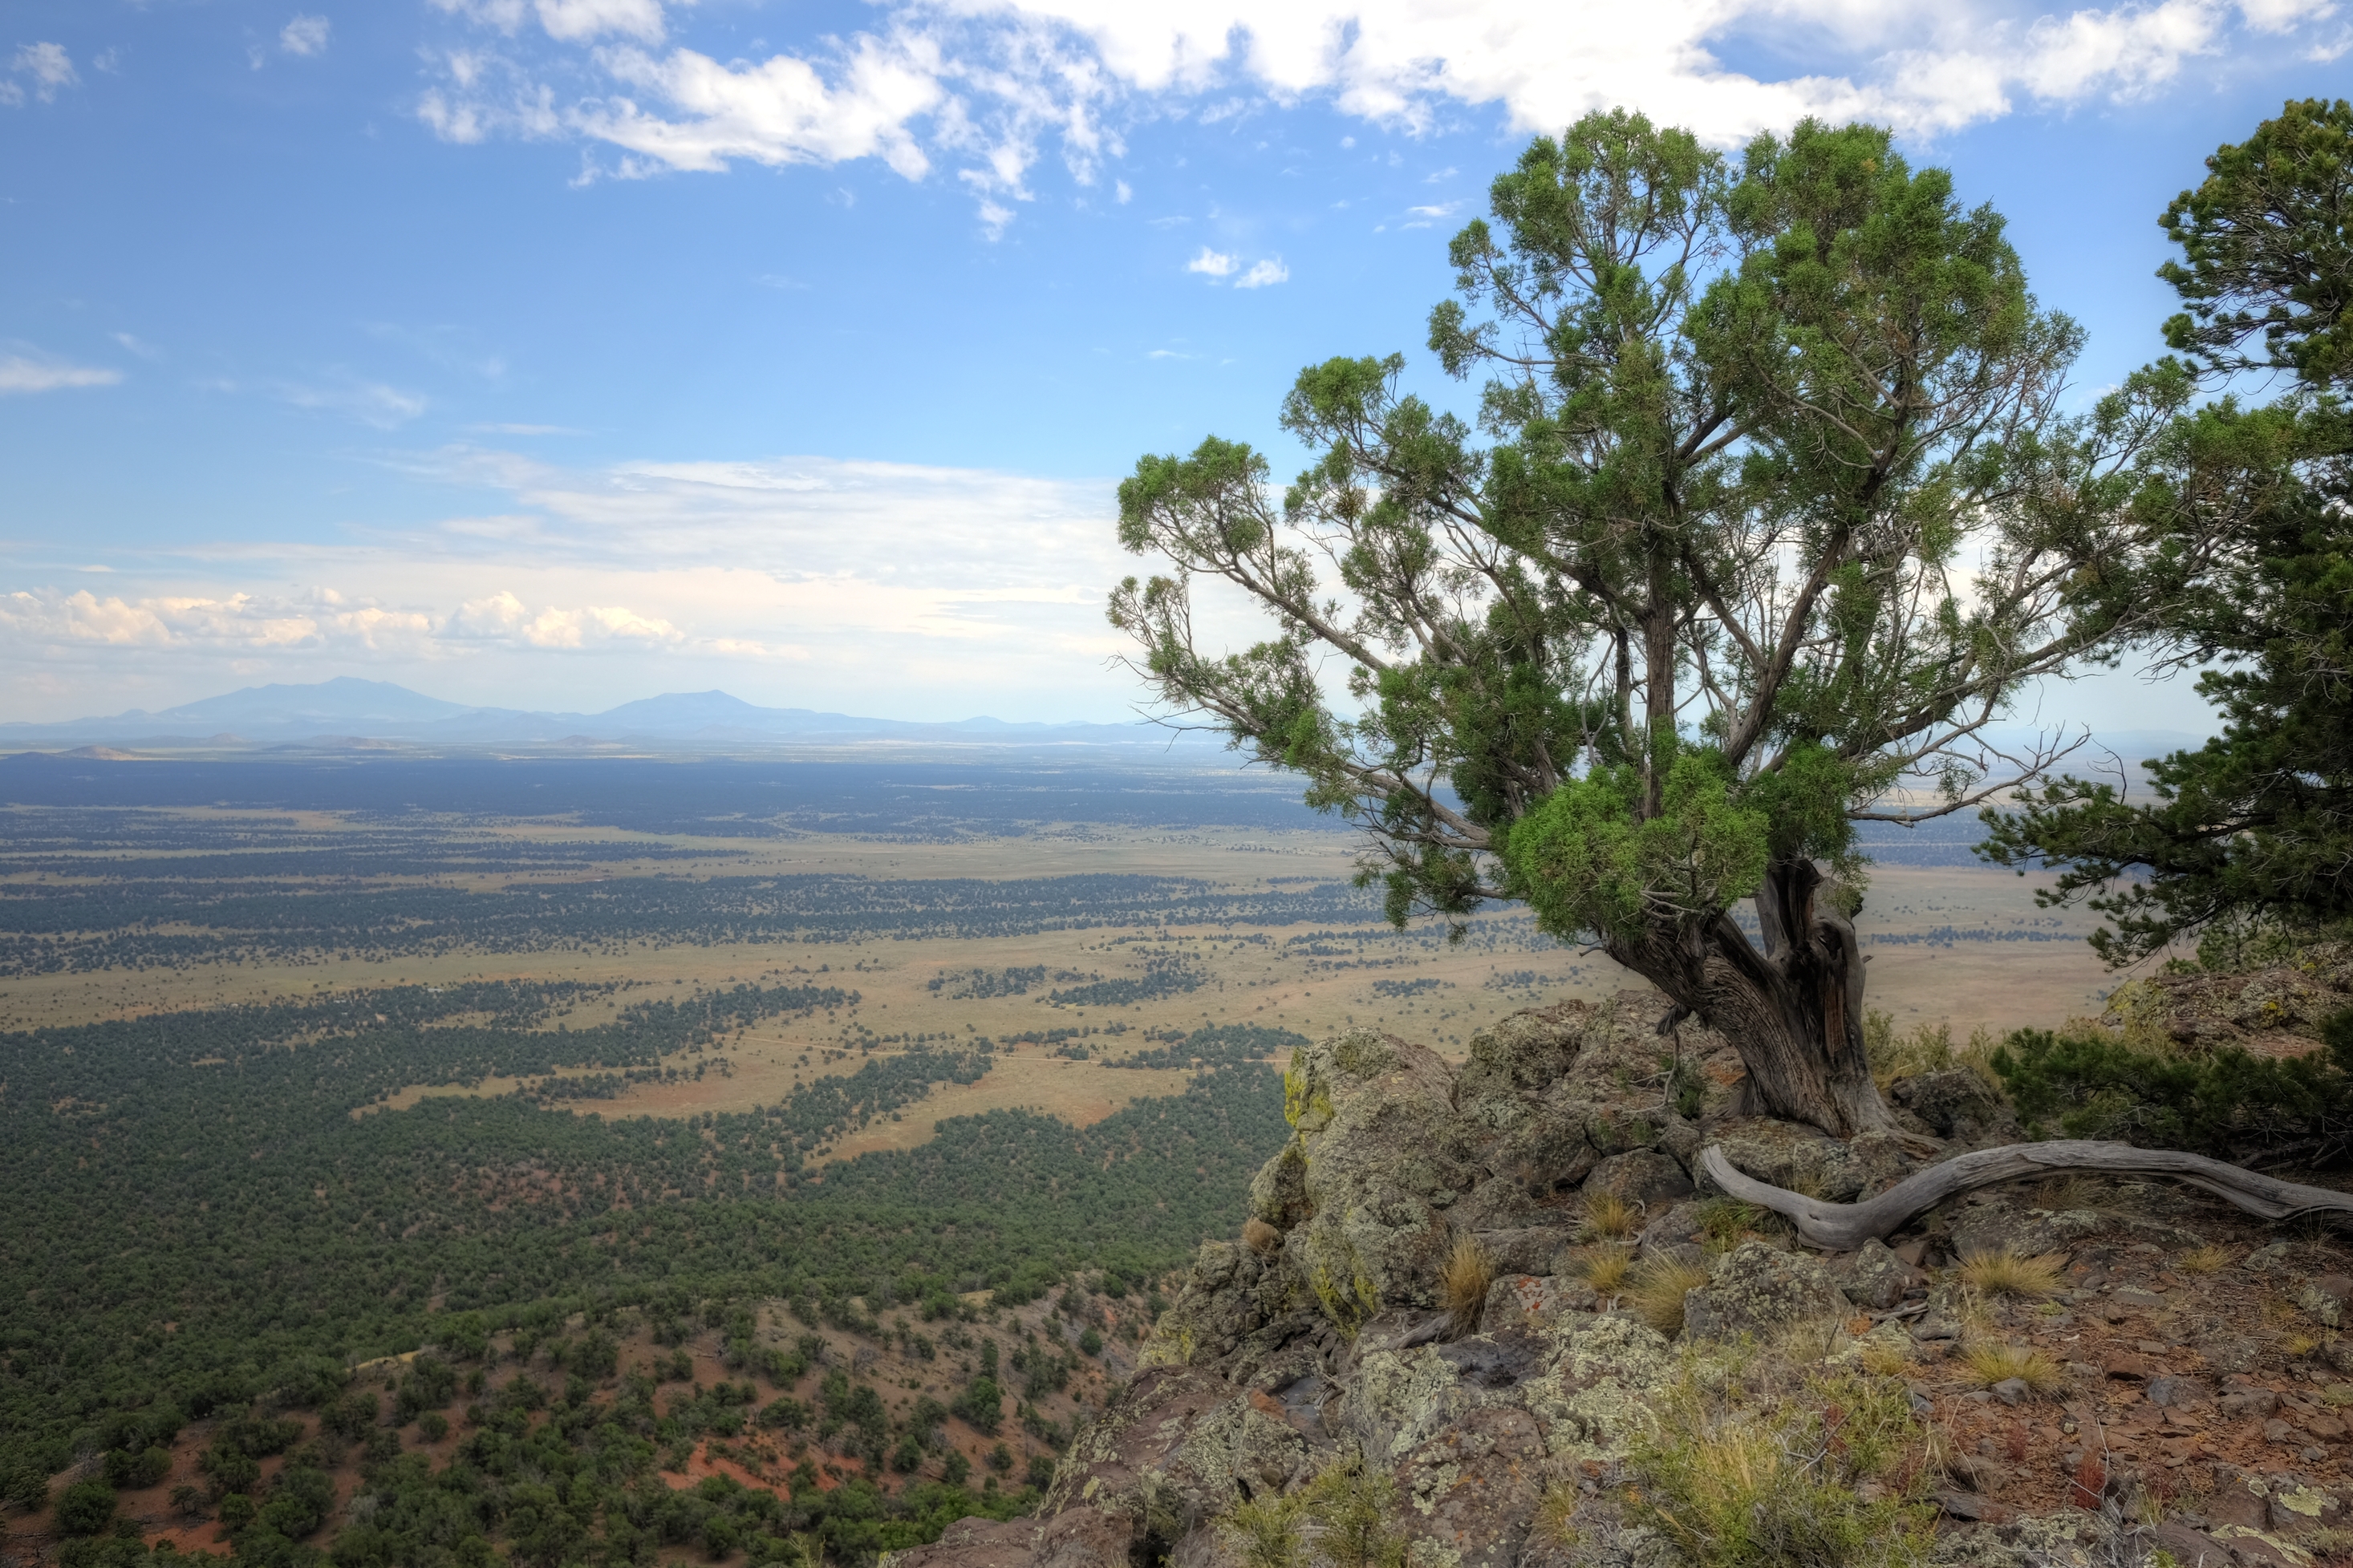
(1582, 1149, 1694, 1209)
(1277, 1030, 1476, 1327)
(1246, 1141, 1309, 1230)
(1450, 1176, 1550, 1232)
(878, 1514, 1037, 1568)
(1475, 1225, 1578, 1278)
(1827, 1238, 1916, 1310)
(1682, 1240, 1851, 1341)
(1147, 1241, 1302, 1367)
(1482, 1272, 1600, 1329)
(1043, 1364, 1310, 1539)
(1389, 1404, 1548, 1568)
(1636, 1199, 1706, 1258)
(1455, 1003, 1589, 1133)
(1891, 1069, 2018, 1145)
(1946, 1194, 2106, 1260)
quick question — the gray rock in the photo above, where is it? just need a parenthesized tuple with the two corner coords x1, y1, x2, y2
(1475, 1226, 1578, 1278)
(1890, 1068, 2019, 1144)
(1450, 1177, 1550, 1233)
(1682, 1240, 1852, 1341)
(1583, 1149, 1694, 1209)
(1635, 1200, 1706, 1258)
(2147, 1375, 2205, 1408)
(1483, 1272, 1600, 1330)
(1990, 1377, 2028, 1405)
(1454, 1004, 1588, 1134)
(1388, 1404, 1548, 1568)
(1827, 1238, 1913, 1311)
(1277, 1029, 1479, 1329)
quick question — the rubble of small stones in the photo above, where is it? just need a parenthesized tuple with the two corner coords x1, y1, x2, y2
(887, 991, 2353, 1568)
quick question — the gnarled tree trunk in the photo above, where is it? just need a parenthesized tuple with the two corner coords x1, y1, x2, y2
(1612, 857, 1899, 1139)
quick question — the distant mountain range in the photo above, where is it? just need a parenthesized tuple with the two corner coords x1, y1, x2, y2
(0, 678, 1183, 751)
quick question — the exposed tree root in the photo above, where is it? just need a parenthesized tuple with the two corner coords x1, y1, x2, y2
(1699, 1139, 2353, 1250)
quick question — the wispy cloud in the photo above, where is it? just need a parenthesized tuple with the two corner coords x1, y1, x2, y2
(275, 379, 429, 427)
(1184, 245, 1237, 278)
(0, 350, 121, 395)
(1234, 257, 1288, 288)
(280, 15, 331, 56)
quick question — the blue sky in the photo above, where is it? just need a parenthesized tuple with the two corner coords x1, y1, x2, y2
(1, 0, 2345, 724)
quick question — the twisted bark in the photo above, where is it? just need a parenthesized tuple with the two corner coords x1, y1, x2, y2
(1701, 1139, 2353, 1250)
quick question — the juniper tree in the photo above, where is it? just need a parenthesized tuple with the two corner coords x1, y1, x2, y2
(1982, 99, 2353, 964)
(1111, 112, 2183, 1137)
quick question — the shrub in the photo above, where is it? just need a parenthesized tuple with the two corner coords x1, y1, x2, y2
(101, 1445, 171, 1489)
(1221, 1490, 1308, 1568)
(2178, 1244, 2234, 1274)
(1955, 1249, 2066, 1300)
(1241, 1218, 1283, 1254)
(1440, 1237, 1495, 1330)
(54, 1481, 118, 1536)
(1992, 1009, 2353, 1165)
(1304, 1457, 1406, 1568)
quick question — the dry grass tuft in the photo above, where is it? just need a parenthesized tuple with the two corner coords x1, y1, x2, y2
(1577, 1244, 1636, 1295)
(1628, 1255, 1713, 1337)
(1960, 1342, 2064, 1395)
(1581, 1192, 1641, 1242)
(1534, 1481, 1580, 1547)
(1955, 1248, 2066, 1300)
(1442, 1236, 1496, 1329)
(1242, 1218, 1284, 1255)
(2177, 1243, 2233, 1275)
(1856, 1335, 1913, 1378)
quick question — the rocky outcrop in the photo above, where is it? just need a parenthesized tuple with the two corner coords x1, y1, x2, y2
(903, 990, 2327, 1568)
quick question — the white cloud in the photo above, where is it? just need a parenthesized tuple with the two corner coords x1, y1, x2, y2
(6, 42, 77, 104)
(275, 379, 429, 427)
(1185, 245, 1236, 277)
(0, 351, 121, 395)
(281, 15, 331, 56)
(1234, 256, 1288, 287)
(1114, 177, 1132, 201)
(0, 451, 1162, 721)
(417, 0, 2341, 237)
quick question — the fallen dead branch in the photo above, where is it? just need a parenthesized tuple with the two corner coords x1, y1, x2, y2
(1698, 1139, 2353, 1250)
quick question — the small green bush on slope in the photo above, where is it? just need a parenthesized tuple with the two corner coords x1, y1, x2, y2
(1992, 1007, 2353, 1166)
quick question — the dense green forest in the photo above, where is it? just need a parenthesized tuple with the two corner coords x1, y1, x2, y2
(0, 972, 1292, 1524)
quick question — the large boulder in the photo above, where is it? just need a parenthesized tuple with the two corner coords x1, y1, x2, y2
(1890, 1068, 2018, 1145)
(1682, 1240, 1852, 1340)
(1148, 1240, 1301, 1367)
(1582, 1149, 1694, 1209)
(1276, 1030, 1477, 1327)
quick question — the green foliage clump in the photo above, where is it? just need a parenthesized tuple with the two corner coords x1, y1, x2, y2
(1992, 1008, 2353, 1165)
(1503, 752, 1768, 943)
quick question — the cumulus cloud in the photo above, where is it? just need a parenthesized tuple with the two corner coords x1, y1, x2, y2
(0, 452, 1160, 721)
(2, 42, 77, 106)
(413, 0, 2341, 234)
(0, 350, 122, 395)
(1234, 257, 1288, 287)
(280, 15, 331, 56)
(1184, 245, 1236, 277)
